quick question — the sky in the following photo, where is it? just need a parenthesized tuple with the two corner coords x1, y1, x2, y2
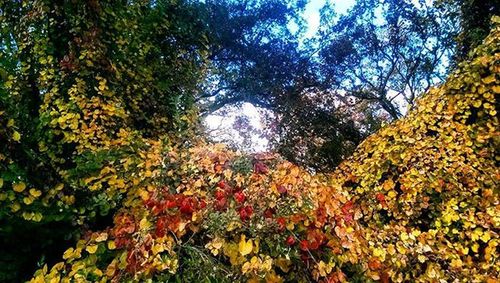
(304, 0, 355, 37)
(204, 0, 357, 152)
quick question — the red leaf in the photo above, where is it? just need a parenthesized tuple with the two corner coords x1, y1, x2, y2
(376, 193, 385, 203)
(253, 161, 269, 174)
(299, 240, 309, 251)
(215, 190, 226, 200)
(286, 235, 296, 246)
(277, 185, 287, 194)
(264, 208, 274, 219)
(276, 217, 286, 231)
(234, 191, 246, 203)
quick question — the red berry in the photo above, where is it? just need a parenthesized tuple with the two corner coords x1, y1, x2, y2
(215, 198, 227, 211)
(200, 200, 207, 209)
(239, 207, 248, 220)
(286, 235, 296, 246)
(376, 193, 386, 203)
(308, 239, 319, 250)
(239, 205, 253, 221)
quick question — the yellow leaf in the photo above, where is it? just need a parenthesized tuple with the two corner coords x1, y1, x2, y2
(95, 233, 108, 242)
(382, 179, 394, 191)
(23, 196, 33, 205)
(387, 244, 396, 255)
(253, 238, 260, 254)
(32, 212, 42, 222)
(13, 182, 26, 192)
(450, 258, 463, 268)
(471, 243, 479, 253)
(139, 218, 151, 230)
(22, 212, 33, 220)
(482, 75, 495, 84)
(29, 188, 42, 198)
(275, 258, 292, 272)
(12, 130, 21, 141)
(317, 261, 334, 277)
(373, 247, 386, 260)
(480, 231, 491, 243)
(205, 237, 224, 256)
(417, 254, 426, 263)
(138, 189, 149, 201)
(63, 248, 75, 260)
(471, 228, 482, 241)
(387, 190, 397, 199)
(400, 232, 409, 241)
(238, 235, 253, 256)
(151, 243, 165, 255)
(11, 202, 20, 212)
(107, 241, 116, 250)
(86, 245, 98, 254)
(0, 178, 3, 188)
(55, 183, 64, 191)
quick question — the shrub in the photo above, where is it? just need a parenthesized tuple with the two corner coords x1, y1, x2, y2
(30, 19, 499, 282)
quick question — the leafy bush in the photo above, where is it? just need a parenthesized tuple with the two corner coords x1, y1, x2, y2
(28, 20, 499, 282)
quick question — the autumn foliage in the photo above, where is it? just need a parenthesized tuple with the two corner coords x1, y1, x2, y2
(19, 19, 499, 282)
(0, 0, 498, 281)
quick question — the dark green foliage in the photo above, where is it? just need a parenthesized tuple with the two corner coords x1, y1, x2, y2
(437, 0, 500, 61)
(0, 219, 76, 282)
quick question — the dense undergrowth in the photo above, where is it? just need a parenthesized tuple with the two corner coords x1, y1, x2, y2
(24, 18, 500, 283)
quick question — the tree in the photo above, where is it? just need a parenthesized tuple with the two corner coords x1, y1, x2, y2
(198, 0, 376, 171)
(197, 0, 462, 171)
(271, 91, 387, 172)
(437, 0, 500, 61)
(198, 0, 311, 114)
(318, 0, 458, 119)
